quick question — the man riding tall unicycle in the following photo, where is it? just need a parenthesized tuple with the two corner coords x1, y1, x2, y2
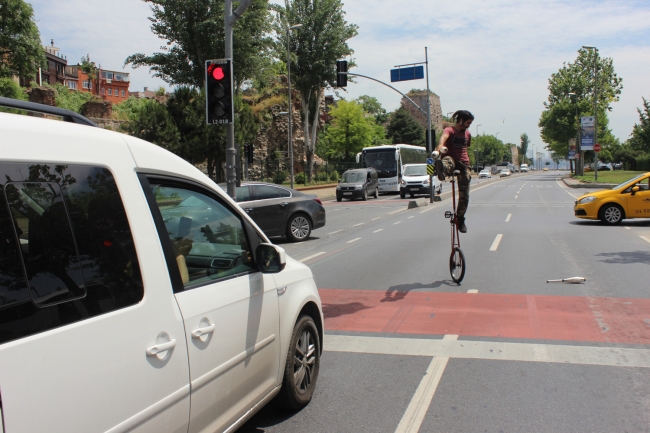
(434, 110, 475, 233)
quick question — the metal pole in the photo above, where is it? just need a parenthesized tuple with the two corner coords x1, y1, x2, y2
(593, 49, 598, 182)
(224, 0, 236, 198)
(425, 47, 432, 155)
(287, 29, 294, 189)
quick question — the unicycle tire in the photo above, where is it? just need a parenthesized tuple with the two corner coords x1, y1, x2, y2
(449, 246, 465, 284)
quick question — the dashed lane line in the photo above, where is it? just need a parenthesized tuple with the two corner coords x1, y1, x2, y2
(408, 216, 414, 219)
(389, 208, 407, 215)
(346, 238, 361, 244)
(298, 252, 326, 262)
(371, 217, 381, 221)
(327, 230, 342, 235)
(353, 223, 365, 227)
(467, 289, 479, 293)
(490, 234, 504, 251)
(394, 221, 402, 225)
(419, 207, 435, 214)
(505, 213, 512, 222)
(641, 236, 650, 244)
(373, 229, 384, 233)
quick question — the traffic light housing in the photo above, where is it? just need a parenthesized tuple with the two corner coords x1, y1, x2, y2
(205, 59, 234, 125)
(245, 143, 254, 164)
(336, 60, 348, 87)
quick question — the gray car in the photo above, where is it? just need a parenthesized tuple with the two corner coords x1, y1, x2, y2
(221, 182, 326, 242)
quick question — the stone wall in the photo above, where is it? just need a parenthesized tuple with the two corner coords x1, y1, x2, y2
(400, 90, 443, 133)
(81, 101, 112, 119)
(27, 87, 56, 106)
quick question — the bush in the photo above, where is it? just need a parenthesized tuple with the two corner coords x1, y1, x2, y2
(316, 172, 329, 182)
(637, 154, 650, 171)
(294, 172, 306, 184)
(0, 78, 28, 100)
(329, 170, 340, 182)
(273, 170, 288, 184)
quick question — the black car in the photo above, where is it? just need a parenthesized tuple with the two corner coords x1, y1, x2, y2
(336, 168, 379, 201)
(220, 182, 326, 242)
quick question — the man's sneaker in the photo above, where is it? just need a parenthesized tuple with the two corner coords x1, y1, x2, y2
(434, 159, 445, 181)
(458, 218, 467, 233)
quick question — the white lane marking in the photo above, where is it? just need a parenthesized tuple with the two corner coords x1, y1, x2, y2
(419, 207, 434, 214)
(394, 334, 458, 433)
(346, 238, 361, 244)
(324, 335, 650, 369)
(371, 217, 381, 221)
(373, 229, 384, 233)
(389, 208, 406, 215)
(515, 195, 518, 199)
(467, 289, 479, 293)
(394, 221, 402, 225)
(354, 223, 364, 227)
(299, 252, 326, 262)
(556, 177, 582, 199)
(408, 216, 414, 219)
(623, 226, 631, 230)
(490, 234, 504, 251)
(641, 236, 650, 244)
(327, 230, 342, 235)
(505, 213, 512, 222)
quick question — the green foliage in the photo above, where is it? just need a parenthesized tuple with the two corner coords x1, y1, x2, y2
(113, 96, 152, 120)
(472, 134, 510, 166)
(273, 0, 358, 180)
(636, 154, 650, 171)
(294, 172, 306, 184)
(273, 169, 288, 184)
(539, 48, 623, 157)
(519, 133, 530, 164)
(0, 0, 46, 79)
(321, 100, 380, 161)
(386, 107, 424, 145)
(46, 83, 94, 113)
(329, 170, 339, 181)
(125, 0, 273, 88)
(0, 77, 27, 100)
(121, 99, 181, 152)
(80, 55, 98, 81)
(356, 95, 388, 124)
(629, 97, 650, 154)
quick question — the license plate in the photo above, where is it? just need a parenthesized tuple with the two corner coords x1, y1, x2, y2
(343, 192, 352, 195)
(409, 187, 420, 191)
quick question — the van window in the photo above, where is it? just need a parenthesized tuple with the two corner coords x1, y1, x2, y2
(0, 163, 144, 345)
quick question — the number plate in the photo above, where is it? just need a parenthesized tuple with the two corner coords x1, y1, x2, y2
(409, 187, 420, 191)
(343, 192, 352, 195)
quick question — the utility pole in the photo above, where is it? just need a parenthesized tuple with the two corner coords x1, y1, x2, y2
(425, 47, 432, 155)
(224, 0, 254, 198)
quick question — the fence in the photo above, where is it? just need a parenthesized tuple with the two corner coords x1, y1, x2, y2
(248, 159, 361, 185)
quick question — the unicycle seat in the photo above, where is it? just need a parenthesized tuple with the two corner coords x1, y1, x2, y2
(453, 170, 461, 175)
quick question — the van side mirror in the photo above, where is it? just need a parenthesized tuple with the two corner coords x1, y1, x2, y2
(256, 243, 286, 273)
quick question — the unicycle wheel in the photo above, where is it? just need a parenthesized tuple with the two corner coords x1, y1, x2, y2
(449, 246, 465, 284)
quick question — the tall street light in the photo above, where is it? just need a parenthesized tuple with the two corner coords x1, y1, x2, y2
(582, 45, 598, 181)
(475, 124, 481, 173)
(568, 92, 579, 174)
(286, 23, 303, 189)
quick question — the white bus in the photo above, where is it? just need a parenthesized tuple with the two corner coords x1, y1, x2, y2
(356, 144, 429, 193)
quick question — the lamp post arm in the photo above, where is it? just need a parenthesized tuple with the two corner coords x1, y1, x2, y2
(339, 72, 426, 116)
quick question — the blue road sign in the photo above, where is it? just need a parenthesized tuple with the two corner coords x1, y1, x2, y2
(426, 158, 434, 164)
(391, 66, 424, 82)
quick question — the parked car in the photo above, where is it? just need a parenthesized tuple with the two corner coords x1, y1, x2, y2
(613, 162, 623, 170)
(478, 169, 492, 179)
(520, 164, 529, 173)
(500, 169, 511, 177)
(0, 97, 324, 433)
(399, 163, 442, 198)
(574, 172, 650, 224)
(598, 165, 611, 171)
(222, 182, 326, 242)
(336, 168, 379, 201)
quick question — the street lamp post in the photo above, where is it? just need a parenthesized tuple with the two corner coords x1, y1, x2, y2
(582, 45, 598, 181)
(286, 23, 303, 189)
(568, 92, 579, 174)
(475, 124, 481, 173)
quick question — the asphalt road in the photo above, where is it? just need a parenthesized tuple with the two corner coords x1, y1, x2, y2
(239, 171, 650, 433)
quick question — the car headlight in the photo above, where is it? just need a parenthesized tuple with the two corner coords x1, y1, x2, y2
(578, 196, 597, 204)
(422, 178, 430, 185)
(400, 179, 405, 185)
(336, 185, 341, 190)
(355, 184, 363, 189)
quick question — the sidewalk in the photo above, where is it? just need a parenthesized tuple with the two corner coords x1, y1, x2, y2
(561, 174, 615, 189)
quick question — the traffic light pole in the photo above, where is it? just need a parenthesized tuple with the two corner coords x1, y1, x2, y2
(224, 0, 253, 199)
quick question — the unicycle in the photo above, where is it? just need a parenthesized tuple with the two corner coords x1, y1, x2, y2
(444, 170, 466, 284)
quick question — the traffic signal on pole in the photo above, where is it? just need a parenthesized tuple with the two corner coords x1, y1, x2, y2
(336, 60, 348, 87)
(205, 59, 233, 125)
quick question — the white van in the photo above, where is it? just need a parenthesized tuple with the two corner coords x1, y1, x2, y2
(520, 163, 529, 172)
(0, 98, 323, 433)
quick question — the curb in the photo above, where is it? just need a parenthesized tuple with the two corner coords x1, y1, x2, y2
(561, 176, 615, 189)
(294, 183, 338, 192)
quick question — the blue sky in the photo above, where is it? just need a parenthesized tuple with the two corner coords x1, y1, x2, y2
(30, 0, 650, 157)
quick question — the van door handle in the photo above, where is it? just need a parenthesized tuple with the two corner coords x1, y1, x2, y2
(244, 208, 253, 212)
(280, 202, 289, 207)
(191, 324, 216, 339)
(146, 339, 176, 356)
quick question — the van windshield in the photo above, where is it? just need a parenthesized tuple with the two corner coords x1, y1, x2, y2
(403, 165, 427, 176)
(342, 172, 365, 183)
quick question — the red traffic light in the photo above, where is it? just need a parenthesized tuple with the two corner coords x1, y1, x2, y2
(209, 65, 225, 81)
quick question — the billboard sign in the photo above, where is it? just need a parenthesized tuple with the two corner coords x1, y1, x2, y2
(580, 116, 595, 151)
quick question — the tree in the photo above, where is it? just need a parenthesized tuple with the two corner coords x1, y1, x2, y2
(629, 97, 650, 154)
(356, 95, 388, 125)
(125, 0, 273, 88)
(274, 0, 358, 181)
(121, 99, 181, 153)
(0, 0, 45, 80)
(539, 48, 623, 163)
(46, 83, 94, 113)
(519, 133, 530, 165)
(322, 100, 379, 161)
(0, 77, 27, 100)
(386, 107, 424, 145)
(472, 134, 510, 166)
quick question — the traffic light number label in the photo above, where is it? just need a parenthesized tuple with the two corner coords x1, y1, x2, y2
(210, 119, 231, 125)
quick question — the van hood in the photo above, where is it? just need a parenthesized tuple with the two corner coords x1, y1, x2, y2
(402, 175, 429, 182)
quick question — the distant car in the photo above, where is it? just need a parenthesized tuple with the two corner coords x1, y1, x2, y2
(479, 169, 491, 179)
(598, 165, 611, 171)
(613, 162, 623, 170)
(574, 172, 650, 224)
(223, 182, 326, 242)
(520, 164, 529, 173)
(399, 164, 441, 198)
(500, 169, 511, 177)
(336, 168, 379, 201)
(543, 167, 549, 171)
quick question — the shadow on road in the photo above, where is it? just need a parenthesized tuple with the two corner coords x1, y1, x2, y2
(596, 250, 650, 265)
(381, 280, 457, 302)
(322, 301, 371, 318)
(271, 236, 321, 245)
(238, 404, 304, 433)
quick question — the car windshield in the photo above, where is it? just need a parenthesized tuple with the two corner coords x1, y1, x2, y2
(403, 165, 427, 176)
(342, 172, 365, 183)
(613, 174, 646, 190)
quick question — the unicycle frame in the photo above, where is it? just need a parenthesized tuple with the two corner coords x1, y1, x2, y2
(445, 173, 461, 252)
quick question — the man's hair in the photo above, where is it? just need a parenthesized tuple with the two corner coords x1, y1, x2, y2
(452, 110, 475, 124)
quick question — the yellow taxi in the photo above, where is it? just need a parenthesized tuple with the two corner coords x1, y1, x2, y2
(574, 172, 650, 224)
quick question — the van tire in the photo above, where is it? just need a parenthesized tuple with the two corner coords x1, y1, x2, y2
(400, 191, 405, 199)
(373, 188, 378, 199)
(362, 189, 368, 201)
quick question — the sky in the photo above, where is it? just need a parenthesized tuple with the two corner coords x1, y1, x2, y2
(30, 0, 650, 159)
